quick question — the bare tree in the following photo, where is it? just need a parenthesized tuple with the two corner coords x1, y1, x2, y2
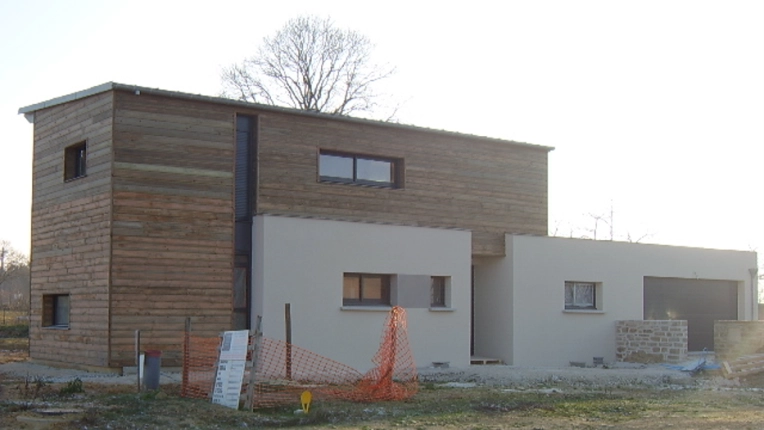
(0, 241, 30, 312)
(221, 16, 396, 117)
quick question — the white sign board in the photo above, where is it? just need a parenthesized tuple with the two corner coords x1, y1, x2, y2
(211, 330, 249, 409)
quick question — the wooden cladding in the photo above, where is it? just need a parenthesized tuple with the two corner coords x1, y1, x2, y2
(27, 86, 549, 369)
(109, 92, 235, 366)
(256, 113, 549, 256)
(30, 92, 113, 367)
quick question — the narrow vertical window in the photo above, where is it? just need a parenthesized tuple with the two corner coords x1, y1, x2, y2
(431, 276, 447, 308)
(64, 141, 87, 181)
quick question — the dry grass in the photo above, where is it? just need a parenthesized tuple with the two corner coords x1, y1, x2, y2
(1, 373, 764, 429)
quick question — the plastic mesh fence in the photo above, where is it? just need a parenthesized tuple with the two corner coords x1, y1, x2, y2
(181, 306, 418, 408)
(181, 334, 221, 399)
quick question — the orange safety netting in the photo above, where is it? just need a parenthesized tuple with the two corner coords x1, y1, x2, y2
(181, 306, 418, 408)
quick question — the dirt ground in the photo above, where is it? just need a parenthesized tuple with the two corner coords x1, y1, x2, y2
(2, 345, 764, 429)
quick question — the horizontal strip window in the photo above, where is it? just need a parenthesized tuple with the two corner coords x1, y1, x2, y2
(319, 150, 402, 188)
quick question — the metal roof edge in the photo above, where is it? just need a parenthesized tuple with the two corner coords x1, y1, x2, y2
(18, 82, 554, 152)
(17, 82, 116, 115)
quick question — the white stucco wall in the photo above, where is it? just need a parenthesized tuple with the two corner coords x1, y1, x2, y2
(480, 235, 757, 367)
(252, 215, 472, 372)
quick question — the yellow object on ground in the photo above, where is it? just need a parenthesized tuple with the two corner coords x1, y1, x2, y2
(301, 390, 312, 413)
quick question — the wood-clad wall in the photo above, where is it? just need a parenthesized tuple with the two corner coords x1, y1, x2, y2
(28, 87, 547, 369)
(29, 92, 114, 367)
(110, 92, 235, 366)
(255, 114, 549, 256)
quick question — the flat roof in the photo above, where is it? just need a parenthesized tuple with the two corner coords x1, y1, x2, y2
(18, 82, 554, 152)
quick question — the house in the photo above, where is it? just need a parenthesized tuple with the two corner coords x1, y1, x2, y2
(18, 83, 758, 371)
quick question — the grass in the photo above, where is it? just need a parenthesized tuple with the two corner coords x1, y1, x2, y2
(0, 324, 29, 338)
(26, 385, 759, 429)
(0, 321, 29, 355)
(0, 310, 28, 327)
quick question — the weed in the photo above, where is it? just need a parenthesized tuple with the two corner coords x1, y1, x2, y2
(59, 377, 84, 396)
(18, 373, 49, 402)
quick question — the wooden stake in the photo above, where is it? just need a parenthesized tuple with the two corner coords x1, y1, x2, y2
(135, 330, 141, 393)
(285, 303, 292, 380)
(244, 316, 263, 411)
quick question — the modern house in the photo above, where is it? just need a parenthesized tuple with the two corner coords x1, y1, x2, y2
(18, 83, 758, 371)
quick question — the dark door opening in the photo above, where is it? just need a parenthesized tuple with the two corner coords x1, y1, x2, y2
(644, 277, 738, 351)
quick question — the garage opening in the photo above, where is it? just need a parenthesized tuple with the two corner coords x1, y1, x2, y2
(643, 277, 738, 351)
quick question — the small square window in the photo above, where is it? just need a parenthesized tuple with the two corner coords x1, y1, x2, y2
(64, 141, 87, 181)
(43, 294, 70, 328)
(431, 276, 447, 307)
(564, 281, 598, 310)
(343, 273, 391, 306)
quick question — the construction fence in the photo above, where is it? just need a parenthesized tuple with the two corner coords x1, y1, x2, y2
(181, 306, 418, 409)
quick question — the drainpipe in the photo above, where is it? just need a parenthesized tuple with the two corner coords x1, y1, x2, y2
(749, 268, 759, 320)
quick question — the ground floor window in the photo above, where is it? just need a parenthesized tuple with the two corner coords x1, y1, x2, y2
(431, 276, 447, 307)
(42, 294, 70, 328)
(565, 281, 597, 310)
(343, 273, 391, 306)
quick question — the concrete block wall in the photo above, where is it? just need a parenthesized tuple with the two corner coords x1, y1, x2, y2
(616, 320, 687, 363)
(714, 321, 764, 361)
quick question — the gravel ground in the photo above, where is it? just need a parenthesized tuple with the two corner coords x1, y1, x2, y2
(0, 358, 742, 391)
(0, 361, 181, 385)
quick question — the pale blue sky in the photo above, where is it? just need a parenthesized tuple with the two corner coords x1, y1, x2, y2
(1, 1, 762, 279)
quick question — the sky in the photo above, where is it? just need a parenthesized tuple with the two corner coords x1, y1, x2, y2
(1, 1, 762, 280)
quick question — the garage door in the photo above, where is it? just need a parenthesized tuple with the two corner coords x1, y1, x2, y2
(643, 277, 738, 352)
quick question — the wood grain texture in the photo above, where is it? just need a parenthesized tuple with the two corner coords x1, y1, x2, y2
(109, 92, 235, 366)
(254, 113, 549, 256)
(29, 92, 114, 367)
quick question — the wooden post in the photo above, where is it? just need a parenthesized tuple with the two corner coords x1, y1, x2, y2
(244, 316, 263, 411)
(181, 318, 191, 397)
(135, 330, 141, 393)
(285, 303, 292, 380)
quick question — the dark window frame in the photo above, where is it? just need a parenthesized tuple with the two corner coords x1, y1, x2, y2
(343, 273, 391, 306)
(64, 141, 87, 181)
(319, 150, 403, 188)
(431, 276, 447, 308)
(564, 281, 597, 310)
(42, 294, 70, 328)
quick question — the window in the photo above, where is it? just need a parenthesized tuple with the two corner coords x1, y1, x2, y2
(431, 276, 447, 307)
(343, 273, 391, 306)
(564, 281, 597, 310)
(319, 150, 402, 188)
(42, 294, 70, 328)
(64, 141, 87, 181)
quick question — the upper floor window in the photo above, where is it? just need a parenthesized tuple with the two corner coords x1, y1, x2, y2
(319, 150, 402, 188)
(64, 141, 87, 181)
